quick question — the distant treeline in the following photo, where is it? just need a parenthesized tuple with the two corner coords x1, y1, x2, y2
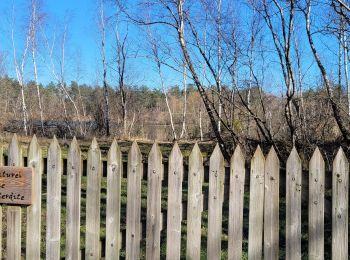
(0, 76, 346, 148)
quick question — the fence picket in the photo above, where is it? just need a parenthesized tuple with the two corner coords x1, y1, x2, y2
(309, 147, 324, 260)
(166, 143, 183, 259)
(7, 134, 22, 259)
(186, 143, 204, 260)
(248, 145, 265, 260)
(85, 138, 102, 259)
(66, 137, 81, 260)
(126, 141, 142, 260)
(105, 139, 122, 260)
(146, 143, 162, 260)
(46, 136, 62, 259)
(286, 147, 302, 260)
(228, 145, 245, 260)
(207, 144, 225, 260)
(3, 134, 350, 259)
(264, 147, 279, 260)
(332, 147, 348, 260)
(26, 135, 42, 259)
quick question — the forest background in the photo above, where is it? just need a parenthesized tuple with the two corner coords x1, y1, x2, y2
(1, 0, 350, 160)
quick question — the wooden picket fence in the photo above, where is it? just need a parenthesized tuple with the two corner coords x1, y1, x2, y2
(0, 134, 348, 259)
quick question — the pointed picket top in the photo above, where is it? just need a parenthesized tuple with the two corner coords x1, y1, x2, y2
(8, 133, 21, 166)
(333, 147, 348, 169)
(87, 137, 101, 170)
(148, 142, 162, 162)
(29, 134, 39, 153)
(287, 146, 301, 164)
(308, 146, 325, 259)
(189, 143, 202, 163)
(231, 144, 244, 164)
(263, 146, 279, 259)
(108, 138, 120, 162)
(332, 147, 349, 259)
(228, 144, 245, 260)
(285, 146, 302, 259)
(89, 137, 99, 150)
(88, 138, 100, 166)
(252, 145, 265, 165)
(48, 136, 61, 165)
(126, 139, 143, 259)
(310, 147, 324, 168)
(46, 135, 62, 259)
(254, 145, 263, 157)
(210, 143, 224, 163)
(129, 140, 141, 158)
(28, 135, 41, 166)
(146, 142, 163, 259)
(266, 146, 278, 163)
(10, 133, 18, 145)
(49, 136, 60, 151)
(69, 136, 80, 155)
(186, 142, 204, 259)
(169, 142, 183, 162)
(265, 146, 279, 179)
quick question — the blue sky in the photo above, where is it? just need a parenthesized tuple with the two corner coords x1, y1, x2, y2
(0, 0, 344, 95)
(0, 0, 171, 88)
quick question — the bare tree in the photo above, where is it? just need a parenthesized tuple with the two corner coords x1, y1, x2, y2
(114, 11, 128, 136)
(216, 0, 222, 133)
(11, 4, 30, 135)
(304, 0, 350, 142)
(148, 30, 178, 140)
(257, 0, 299, 144)
(99, 0, 111, 136)
(120, 0, 238, 159)
(42, 18, 84, 136)
(180, 61, 187, 138)
(29, 0, 45, 134)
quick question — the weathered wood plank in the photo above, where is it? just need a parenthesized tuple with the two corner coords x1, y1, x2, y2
(106, 139, 122, 260)
(228, 145, 245, 260)
(66, 137, 82, 260)
(264, 147, 279, 260)
(7, 206, 21, 259)
(248, 145, 265, 260)
(286, 147, 302, 260)
(7, 134, 22, 259)
(207, 144, 225, 260)
(309, 147, 324, 260)
(146, 143, 162, 260)
(186, 143, 204, 260)
(85, 138, 102, 260)
(332, 147, 348, 260)
(126, 141, 142, 260)
(166, 143, 183, 259)
(26, 135, 42, 259)
(46, 136, 62, 260)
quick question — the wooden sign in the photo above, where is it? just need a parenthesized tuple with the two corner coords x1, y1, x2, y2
(0, 166, 33, 205)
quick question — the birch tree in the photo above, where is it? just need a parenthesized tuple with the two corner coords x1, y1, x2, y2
(42, 18, 84, 136)
(304, 0, 350, 142)
(29, 0, 45, 134)
(11, 4, 30, 135)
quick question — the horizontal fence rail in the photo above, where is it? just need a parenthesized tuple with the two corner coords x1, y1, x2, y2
(0, 134, 347, 259)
